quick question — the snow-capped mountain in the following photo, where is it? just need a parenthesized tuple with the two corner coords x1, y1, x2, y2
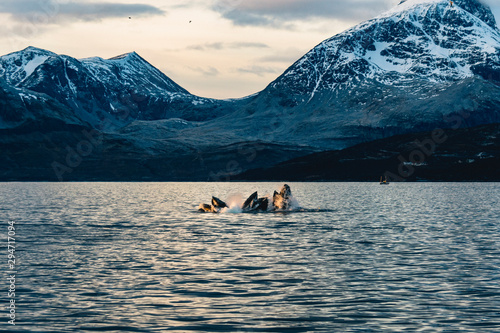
(269, 0, 500, 99)
(0, 47, 230, 129)
(216, 0, 500, 149)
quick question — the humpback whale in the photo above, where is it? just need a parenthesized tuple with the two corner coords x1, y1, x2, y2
(198, 184, 296, 213)
(273, 184, 292, 210)
(197, 196, 228, 213)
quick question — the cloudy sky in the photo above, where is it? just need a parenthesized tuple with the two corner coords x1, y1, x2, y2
(1, 0, 499, 99)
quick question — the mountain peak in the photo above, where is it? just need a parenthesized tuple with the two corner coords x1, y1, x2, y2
(398, 0, 440, 5)
(396, 0, 497, 29)
(108, 51, 140, 61)
(22, 46, 51, 53)
(5, 46, 57, 58)
(101, 51, 189, 93)
(0, 46, 57, 86)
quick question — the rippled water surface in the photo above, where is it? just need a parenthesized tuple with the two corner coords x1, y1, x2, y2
(2, 182, 500, 332)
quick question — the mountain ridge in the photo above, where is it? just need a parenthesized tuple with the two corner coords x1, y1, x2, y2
(0, 46, 235, 130)
(1, 0, 500, 180)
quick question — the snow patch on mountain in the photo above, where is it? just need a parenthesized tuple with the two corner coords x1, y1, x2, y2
(20, 55, 49, 80)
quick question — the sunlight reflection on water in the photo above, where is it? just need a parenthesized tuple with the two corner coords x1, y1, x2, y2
(1, 182, 499, 332)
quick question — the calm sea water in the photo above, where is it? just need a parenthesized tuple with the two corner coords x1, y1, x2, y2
(1, 182, 500, 332)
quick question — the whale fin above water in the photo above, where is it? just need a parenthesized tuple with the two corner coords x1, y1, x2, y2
(242, 191, 258, 211)
(212, 196, 227, 209)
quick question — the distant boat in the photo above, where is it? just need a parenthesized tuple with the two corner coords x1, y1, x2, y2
(380, 176, 390, 185)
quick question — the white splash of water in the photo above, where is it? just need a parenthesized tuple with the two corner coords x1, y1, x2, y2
(221, 193, 244, 214)
(289, 195, 301, 210)
(221, 205, 243, 214)
(216, 186, 301, 214)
